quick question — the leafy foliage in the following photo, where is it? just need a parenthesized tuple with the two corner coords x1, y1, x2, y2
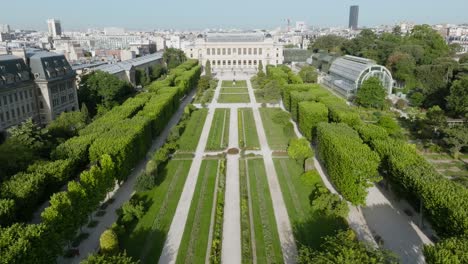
(298, 65, 318, 83)
(316, 123, 380, 205)
(163, 48, 186, 69)
(423, 235, 468, 264)
(287, 138, 314, 166)
(298, 101, 328, 141)
(100, 229, 119, 255)
(446, 76, 468, 117)
(310, 184, 349, 218)
(355, 77, 387, 109)
(81, 252, 139, 264)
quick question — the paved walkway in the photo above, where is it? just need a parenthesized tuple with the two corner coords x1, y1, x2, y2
(159, 82, 219, 264)
(248, 80, 298, 264)
(58, 89, 197, 264)
(221, 104, 242, 264)
(285, 102, 432, 264)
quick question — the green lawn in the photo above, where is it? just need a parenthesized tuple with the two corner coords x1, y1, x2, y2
(222, 80, 247, 88)
(220, 88, 249, 94)
(121, 159, 193, 263)
(259, 108, 296, 151)
(254, 90, 280, 104)
(176, 159, 220, 264)
(206, 109, 230, 151)
(178, 109, 208, 152)
(218, 93, 251, 103)
(240, 158, 254, 263)
(273, 158, 347, 249)
(240, 158, 284, 263)
(238, 108, 260, 150)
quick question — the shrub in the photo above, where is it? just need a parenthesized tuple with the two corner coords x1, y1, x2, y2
(272, 111, 291, 125)
(423, 235, 468, 264)
(99, 229, 119, 255)
(288, 138, 314, 166)
(135, 172, 157, 192)
(310, 183, 349, 218)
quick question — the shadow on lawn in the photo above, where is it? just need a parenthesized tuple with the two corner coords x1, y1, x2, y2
(292, 213, 347, 250)
(122, 224, 168, 263)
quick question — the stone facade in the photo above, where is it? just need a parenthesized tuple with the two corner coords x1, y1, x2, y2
(184, 33, 284, 74)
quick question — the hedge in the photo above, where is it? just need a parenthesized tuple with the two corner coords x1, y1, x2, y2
(0, 60, 201, 262)
(353, 123, 389, 144)
(281, 84, 312, 112)
(316, 123, 381, 205)
(371, 138, 468, 237)
(298, 101, 328, 141)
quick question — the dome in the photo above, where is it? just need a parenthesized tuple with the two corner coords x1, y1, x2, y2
(265, 33, 272, 38)
(197, 34, 204, 38)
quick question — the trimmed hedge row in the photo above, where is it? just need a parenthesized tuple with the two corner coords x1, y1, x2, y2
(316, 123, 381, 206)
(298, 101, 328, 141)
(0, 60, 201, 262)
(370, 138, 468, 238)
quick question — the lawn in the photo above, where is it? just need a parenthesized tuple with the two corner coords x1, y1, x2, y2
(259, 108, 296, 151)
(240, 158, 284, 263)
(422, 152, 468, 187)
(177, 109, 208, 152)
(273, 158, 347, 249)
(254, 90, 280, 104)
(218, 93, 251, 103)
(220, 88, 249, 94)
(238, 108, 260, 150)
(206, 109, 230, 151)
(121, 159, 193, 263)
(239, 158, 254, 263)
(222, 80, 247, 88)
(176, 159, 221, 264)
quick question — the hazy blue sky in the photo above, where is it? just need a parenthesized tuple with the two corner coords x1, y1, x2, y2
(2, 0, 468, 30)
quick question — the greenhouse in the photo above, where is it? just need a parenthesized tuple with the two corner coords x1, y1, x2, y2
(323, 55, 393, 98)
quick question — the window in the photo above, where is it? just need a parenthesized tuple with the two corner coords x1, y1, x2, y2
(26, 104, 30, 113)
(228, 48, 231, 55)
(21, 106, 25, 115)
(222, 48, 226, 55)
(69, 93, 74, 101)
(40, 101, 44, 109)
(6, 111, 9, 121)
(222, 60, 226, 66)
(238, 48, 241, 55)
(190, 54, 193, 58)
(238, 60, 241, 66)
(0, 112, 3, 122)
(228, 60, 231, 66)
(259, 48, 262, 55)
(254, 48, 257, 55)
(20, 91, 23, 100)
(243, 48, 247, 55)
(16, 108, 20, 117)
(276, 53, 279, 57)
(212, 48, 215, 55)
(207, 48, 210, 55)
(61, 96, 67, 104)
(29, 90, 32, 97)
(59, 83, 65, 91)
(12, 109, 15, 118)
(14, 93, 18, 102)
(233, 60, 237, 65)
(212, 60, 216, 66)
(9, 95, 12, 103)
(217, 48, 221, 55)
(248, 48, 252, 55)
(3, 96, 6, 105)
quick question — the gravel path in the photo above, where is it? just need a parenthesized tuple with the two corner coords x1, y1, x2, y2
(221, 104, 242, 264)
(57, 89, 197, 264)
(248, 80, 298, 264)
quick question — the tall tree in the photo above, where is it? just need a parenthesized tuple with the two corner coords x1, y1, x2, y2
(205, 60, 212, 77)
(446, 76, 468, 117)
(309, 35, 347, 53)
(355, 77, 387, 109)
(163, 48, 186, 70)
(298, 65, 318, 83)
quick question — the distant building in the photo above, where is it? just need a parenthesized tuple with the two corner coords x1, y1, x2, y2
(184, 33, 284, 74)
(296, 21, 306, 32)
(47, 19, 62, 38)
(0, 49, 78, 133)
(323, 55, 393, 98)
(104, 27, 126, 36)
(0, 24, 10, 33)
(349, 5, 359, 30)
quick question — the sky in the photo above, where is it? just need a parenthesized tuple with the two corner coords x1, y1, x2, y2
(2, 0, 468, 31)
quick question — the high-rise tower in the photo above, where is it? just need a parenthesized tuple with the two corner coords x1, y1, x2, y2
(349, 5, 359, 30)
(47, 19, 62, 37)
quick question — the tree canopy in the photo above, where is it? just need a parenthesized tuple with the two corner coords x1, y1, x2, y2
(298, 66, 318, 83)
(163, 48, 187, 70)
(355, 77, 387, 109)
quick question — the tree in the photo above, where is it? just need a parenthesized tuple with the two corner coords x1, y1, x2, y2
(443, 126, 468, 159)
(135, 69, 149, 87)
(446, 76, 468, 117)
(46, 110, 89, 140)
(298, 66, 318, 83)
(355, 77, 387, 109)
(99, 229, 119, 255)
(205, 60, 212, 77)
(310, 183, 349, 218)
(298, 230, 399, 264)
(386, 51, 416, 87)
(163, 48, 186, 69)
(0, 140, 37, 182)
(79, 71, 133, 116)
(258, 60, 264, 73)
(407, 25, 450, 65)
(7, 118, 48, 154)
(377, 116, 402, 138)
(309, 35, 347, 53)
(426, 106, 447, 133)
(288, 138, 314, 166)
(149, 64, 165, 81)
(262, 80, 282, 101)
(82, 252, 139, 264)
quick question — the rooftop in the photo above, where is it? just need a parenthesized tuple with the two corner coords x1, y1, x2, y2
(205, 33, 266, 43)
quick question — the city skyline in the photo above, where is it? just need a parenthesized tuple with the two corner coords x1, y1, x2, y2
(1, 0, 468, 31)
